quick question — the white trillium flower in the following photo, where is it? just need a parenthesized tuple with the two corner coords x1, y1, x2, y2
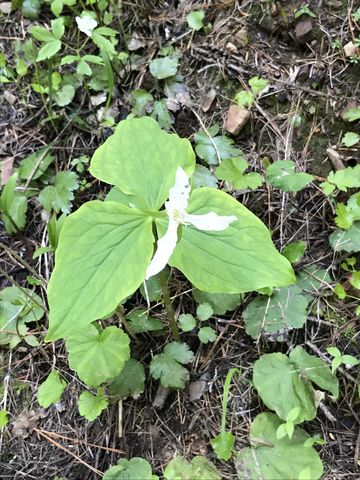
(75, 15, 98, 37)
(145, 167, 237, 280)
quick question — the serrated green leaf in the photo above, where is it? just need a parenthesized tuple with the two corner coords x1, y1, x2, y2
(51, 17, 65, 40)
(164, 342, 195, 364)
(149, 56, 179, 79)
(54, 84, 75, 107)
(235, 413, 323, 480)
(266, 160, 313, 192)
(151, 99, 173, 130)
(67, 325, 130, 387)
(78, 389, 108, 421)
(248, 76, 269, 95)
(196, 302, 213, 321)
(168, 188, 295, 294)
(90, 117, 195, 211)
(342, 132, 360, 147)
(282, 241, 306, 264)
(235, 90, 254, 108)
(243, 285, 309, 339)
(186, 10, 205, 30)
(108, 358, 145, 400)
(126, 308, 163, 334)
(31, 26, 56, 43)
(18, 148, 54, 180)
(330, 222, 360, 252)
(104, 457, 159, 480)
(193, 289, 241, 315)
(192, 165, 217, 188)
(194, 126, 241, 165)
(215, 157, 262, 190)
(37, 40, 62, 62)
(198, 326, 217, 344)
(150, 342, 194, 389)
(37, 370, 67, 408)
(131, 89, 153, 116)
(39, 171, 78, 214)
(77, 59, 92, 76)
(325, 165, 360, 192)
(178, 314, 196, 332)
(46, 201, 154, 340)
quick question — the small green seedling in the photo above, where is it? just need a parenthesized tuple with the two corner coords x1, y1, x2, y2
(294, 4, 316, 18)
(326, 347, 359, 374)
(178, 302, 217, 344)
(186, 11, 205, 31)
(235, 76, 269, 108)
(276, 407, 301, 439)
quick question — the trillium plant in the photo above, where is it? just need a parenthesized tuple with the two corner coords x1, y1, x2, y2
(46, 117, 294, 389)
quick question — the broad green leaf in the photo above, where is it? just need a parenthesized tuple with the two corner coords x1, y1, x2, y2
(243, 285, 309, 339)
(266, 160, 313, 192)
(78, 388, 108, 421)
(193, 289, 241, 315)
(66, 325, 130, 387)
(22, 0, 41, 19)
(342, 132, 360, 147)
(0, 286, 44, 347)
(108, 358, 145, 400)
(341, 354, 359, 366)
(54, 84, 75, 106)
(0, 410, 9, 427)
(215, 157, 262, 190)
(330, 222, 360, 252)
(194, 125, 241, 165)
(104, 458, 159, 480)
(342, 107, 360, 122)
(90, 117, 195, 211)
(282, 241, 306, 264)
(334, 283, 346, 299)
(37, 370, 67, 408)
(47, 213, 66, 250)
(169, 188, 295, 294)
(289, 346, 339, 398)
(164, 456, 220, 480)
(350, 271, 360, 289)
(46, 201, 154, 340)
(253, 352, 316, 422)
(126, 308, 163, 334)
(51, 0, 63, 16)
(248, 76, 269, 95)
(179, 314, 196, 332)
(131, 89, 153, 116)
(150, 342, 194, 388)
(211, 432, 235, 460)
(325, 165, 360, 192)
(151, 99, 173, 130)
(149, 56, 178, 79)
(198, 326, 217, 343)
(39, 171, 78, 214)
(37, 40, 62, 62)
(235, 413, 323, 480)
(51, 18, 65, 40)
(92, 33, 116, 56)
(18, 149, 54, 180)
(196, 302, 213, 321)
(186, 10, 205, 30)
(192, 165, 217, 188)
(31, 26, 56, 43)
(335, 192, 360, 230)
(296, 266, 332, 294)
(0, 175, 28, 234)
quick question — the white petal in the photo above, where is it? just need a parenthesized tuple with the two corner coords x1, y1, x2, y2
(183, 212, 237, 231)
(166, 166, 190, 214)
(76, 15, 98, 37)
(145, 217, 179, 280)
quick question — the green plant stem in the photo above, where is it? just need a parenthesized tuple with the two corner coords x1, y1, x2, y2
(221, 368, 239, 433)
(159, 270, 180, 341)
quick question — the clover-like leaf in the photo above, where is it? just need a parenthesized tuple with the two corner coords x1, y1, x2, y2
(66, 325, 130, 387)
(78, 388, 108, 421)
(266, 160, 313, 192)
(196, 302, 213, 321)
(37, 370, 67, 408)
(179, 314, 196, 332)
(215, 157, 262, 190)
(235, 413, 323, 480)
(39, 171, 78, 214)
(323, 165, 360, 193)
(186, 10, 205, 31)
(342, 107, 360, 122)
(108, 358, 145, 400)
(168, 188, 295, 294)
(46, 201, 154, 340)
(198, 326, 217, 344)
(90, 117, 195, 211)
(150, 342, 194, 389)
(342, 132, 360, 147)
(243, 285, 309, 339)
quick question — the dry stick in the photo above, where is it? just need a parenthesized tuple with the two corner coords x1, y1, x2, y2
(0, 241, 47, 285)
(34, 428, 103, 476)
(35, 428, 125, 454)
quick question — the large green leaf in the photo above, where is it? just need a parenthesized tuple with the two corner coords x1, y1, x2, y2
(164, 456, 220, 480)
(169, 188, 295, 293)
(108, 358, 145, 400)
(330, 222, 360, 252)
(46, 201, 154, 340)
(104, 458, 158, 480)
(253, 352, 316, 423)
(90, 117, 195, 210)
(235, 413, 323, 480)
(67, 325, 130, 387)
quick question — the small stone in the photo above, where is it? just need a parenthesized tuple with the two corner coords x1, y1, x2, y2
(0, 2, 11, 14)
(225, 42, 238, 54)
(4, 91, 16, 105)
(235, 28, 248, 47)
(127, 33, 146, 51)
(225, 105, 251, 135)
(343, 41, 357, 58)
(295, 19, 313, 44)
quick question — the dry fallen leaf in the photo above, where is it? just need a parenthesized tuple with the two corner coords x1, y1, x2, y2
(225, 104, 251, 135)
(201, 89, 217, 113)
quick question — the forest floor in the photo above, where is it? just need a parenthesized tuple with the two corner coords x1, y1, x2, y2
(1, 0, 360, 479)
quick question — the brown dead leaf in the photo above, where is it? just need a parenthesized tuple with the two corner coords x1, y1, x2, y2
(225, 104, 251, 135)
(12, 409, 47, 438)
(201, 89, 217, 113)
(1, 156, 14, 185)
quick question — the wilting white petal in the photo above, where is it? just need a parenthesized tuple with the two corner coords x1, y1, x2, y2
(183, 212, 237, 231)
(145, 217, 179, 279)
(76, 15, 98, 37)
(166, 166, 190, 214)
